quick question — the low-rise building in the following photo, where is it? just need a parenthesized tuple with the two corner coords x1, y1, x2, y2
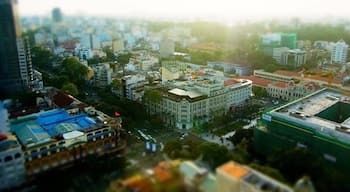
(207, 61, 250, 76)
(216, 161, 292, 192)
(0, 135, 26, 191)
(148, 78, 252, 129)
(254, 89, 350, 175)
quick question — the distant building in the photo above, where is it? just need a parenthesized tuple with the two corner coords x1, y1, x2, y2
(52, 8, 63, 23)
(261, 33, 297, 56)
(78, 47, 93, 60)
(254, 89, 350, 175)
(281, 49, 306, 67)
(92, 35, 101, 50)
(17, 38, 33, 86)
(207, 61, 250, 76)
(216, 161, 292, 192)
(112, 39, 125, 53)
(331, 40, 348, 64)
(272, 47, 290, 64)
(253, 69, 295, 83)
(121, 74, 147, 101)
(267, 81, 320, 100)
(92, 63, 112, 87)
(160, 38, 175, 58)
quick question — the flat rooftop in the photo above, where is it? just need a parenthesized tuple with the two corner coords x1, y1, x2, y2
(269, 89, 350, 144)
(10, 109, 97, 147)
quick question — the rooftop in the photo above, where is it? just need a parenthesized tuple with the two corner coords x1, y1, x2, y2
(167, 88, 205, 101)
(10, 109, 97, 147)
(269, 88, 350, 145)
(240, 76, 271, 87)
(217, 161, 293, 192)
(218, 161, 249, 179)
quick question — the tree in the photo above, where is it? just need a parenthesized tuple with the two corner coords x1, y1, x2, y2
(249, 163, 287, 183)
(61, 57, 88, 87)
(62, 83, 79, 96)
(143, 89, 162, 104)
(198, 142, 234, 169)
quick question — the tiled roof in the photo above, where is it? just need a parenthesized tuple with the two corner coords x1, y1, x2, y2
(218, 161, 249, 179)
(274, 70, 301, 77)
(240, 76, 271, 87)
(53, 92, 74, 108)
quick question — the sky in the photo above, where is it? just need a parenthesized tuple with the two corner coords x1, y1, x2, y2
(18, 0, 350, 21)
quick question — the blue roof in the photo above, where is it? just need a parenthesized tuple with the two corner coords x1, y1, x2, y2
(10, 109, 97, 146)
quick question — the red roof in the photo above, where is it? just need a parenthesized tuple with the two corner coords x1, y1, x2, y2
(274, 70, 301, 77)
(224, 79, 240, 86)
(271, 82, 289, 88)
(0, 134, 7, 141)
(240, 76, 271, 87)
(53, 92, 74, 108)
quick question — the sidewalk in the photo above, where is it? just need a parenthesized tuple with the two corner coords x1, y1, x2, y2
(200, 133, 234, 150)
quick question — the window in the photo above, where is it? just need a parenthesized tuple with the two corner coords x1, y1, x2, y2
(14, 153, 21, 159)
(59, 141, 65, 145)
(4, 156, 13, 162)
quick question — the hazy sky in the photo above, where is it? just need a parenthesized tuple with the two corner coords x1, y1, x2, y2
(18, 0, 350, 20)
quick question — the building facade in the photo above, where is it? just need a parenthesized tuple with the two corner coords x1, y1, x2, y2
(216, 161, 292, 192)
(331, 40, 348, 64)
(0, 0, 24, 95)
(0, 135, 26, 191)
(254, 89, 350, 175)
(148, 79, 252, 129)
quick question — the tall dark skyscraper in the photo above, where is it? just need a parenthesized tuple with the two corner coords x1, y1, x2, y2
(52, 8, 63, 23)
(0, 0, 23, 95)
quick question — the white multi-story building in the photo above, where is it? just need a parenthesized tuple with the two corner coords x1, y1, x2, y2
(0, 135, 26, 191)
(148, 78, 252, 129)
(121, 74, 147, 101)
(272, 47, 290, 64)
(331, 40, 348, 64)
(281, 49, 306, 67)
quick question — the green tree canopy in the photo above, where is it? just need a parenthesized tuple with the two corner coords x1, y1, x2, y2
(61, 57, 88, 86)
(61, 82, 79, 96)
(143, 89, 162, 104)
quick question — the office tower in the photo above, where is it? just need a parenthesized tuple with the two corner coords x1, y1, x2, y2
(0, 0, 24, 95)
(52, 8, 63, 23)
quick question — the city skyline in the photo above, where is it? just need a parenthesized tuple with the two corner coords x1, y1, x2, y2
(19, 0, 350, 21)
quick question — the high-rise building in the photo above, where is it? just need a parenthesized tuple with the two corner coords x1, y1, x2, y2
(331, 40, 348, 64)
(0, 0, 24, 95)
(52, 8, 63, 23)
(17, 38, 33, 86)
